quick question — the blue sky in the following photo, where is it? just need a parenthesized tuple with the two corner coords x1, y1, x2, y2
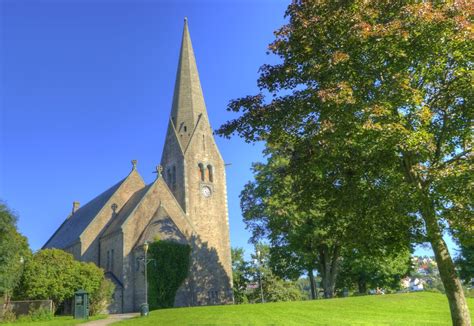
(0, 0, 288, 254)
(0, 0, 447, 258)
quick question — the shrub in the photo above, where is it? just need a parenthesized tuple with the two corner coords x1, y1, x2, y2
(14, 249, 114, 315)
(89, 278, 115, 315)
(1, 309, 16, 323)
(24, 308, 54, 321)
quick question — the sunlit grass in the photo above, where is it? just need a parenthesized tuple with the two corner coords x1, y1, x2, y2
(115, 292, 473, 326)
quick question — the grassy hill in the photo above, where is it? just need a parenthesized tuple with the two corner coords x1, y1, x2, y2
(115, 292, 473, 326)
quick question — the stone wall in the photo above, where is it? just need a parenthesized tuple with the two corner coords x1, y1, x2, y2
(81, 170, 144, 265)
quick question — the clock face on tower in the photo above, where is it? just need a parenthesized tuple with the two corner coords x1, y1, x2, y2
(201, 186, 212, 197)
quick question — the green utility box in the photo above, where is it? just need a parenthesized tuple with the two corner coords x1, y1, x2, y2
(74, 289, 89, 319)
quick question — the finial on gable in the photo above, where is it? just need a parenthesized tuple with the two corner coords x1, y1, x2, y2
(184, 17, 188, 23)
(131, 159, 137, 170)
(153, 165, 163, 179)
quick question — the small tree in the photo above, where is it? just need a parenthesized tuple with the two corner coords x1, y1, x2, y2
(249, 245, 305, 303)
(0, 202, 31, 302)
(231, 247, 251, 304)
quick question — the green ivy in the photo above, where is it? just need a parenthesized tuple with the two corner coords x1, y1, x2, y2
(147, 240, 191, 309)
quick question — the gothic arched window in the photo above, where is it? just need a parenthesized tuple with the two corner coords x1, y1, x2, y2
(207, 164, 214, 183)
(198, 163, 205, 182)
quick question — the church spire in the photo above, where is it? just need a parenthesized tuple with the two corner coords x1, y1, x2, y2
(169, 17, 210, 149)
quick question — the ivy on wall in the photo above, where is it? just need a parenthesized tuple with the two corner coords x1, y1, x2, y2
(147, 240, 191, 309)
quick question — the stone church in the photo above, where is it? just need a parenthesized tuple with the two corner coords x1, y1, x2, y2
(43, 19, 233, 313)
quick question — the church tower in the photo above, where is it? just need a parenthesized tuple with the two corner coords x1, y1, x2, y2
(160, 18, 233, 304)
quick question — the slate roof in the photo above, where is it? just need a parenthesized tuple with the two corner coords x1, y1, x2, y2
(43, 177, 127, 249)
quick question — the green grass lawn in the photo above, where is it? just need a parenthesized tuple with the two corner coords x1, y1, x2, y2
(115, 292, 473, 326)
(1, 314, 107, 326)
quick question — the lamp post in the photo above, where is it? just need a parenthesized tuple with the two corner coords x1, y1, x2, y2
(144, 241, 149, 309)
(140, 241, 155, 317)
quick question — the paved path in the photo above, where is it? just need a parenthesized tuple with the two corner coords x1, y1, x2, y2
(82, 313, 139, 326)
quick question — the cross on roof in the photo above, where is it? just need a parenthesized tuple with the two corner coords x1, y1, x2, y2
(153, 165, 163, 178)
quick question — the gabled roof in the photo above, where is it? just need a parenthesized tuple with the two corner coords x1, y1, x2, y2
(101, 176, 196, 241)
(43, 170, 143, 249)
(101, 184, 151, 238)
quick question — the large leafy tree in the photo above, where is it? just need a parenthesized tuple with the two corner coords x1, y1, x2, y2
(0, 202, 31, 302)
(240, 147, 413, 298)
(218, 1, 472, 324)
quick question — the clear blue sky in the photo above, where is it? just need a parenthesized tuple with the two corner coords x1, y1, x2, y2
(0, 0, 288, 254)
(0, 0, 447, 258)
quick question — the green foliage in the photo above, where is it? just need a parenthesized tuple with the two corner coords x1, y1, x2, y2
(14, 249, 113, 315)
(0, 202, 31, 299)
(231, 247, 251, 304)
(15, 249, 78, 310)
(231, 246, 305, 304)
(257, 273, 305, 303)
(239, 148, 412, 298)
(1, 309, 17, 323)
(88, 278, 114, 316)
(13, 307, 54, 323)
(217, 0, 472, 322)
(337, 249, 411, 294)
(147, 240, 191, 309)
(248, 245, 305, 303)
(456, 243, 474, 285)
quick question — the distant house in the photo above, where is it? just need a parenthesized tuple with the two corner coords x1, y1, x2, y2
(409, 278, 424, 291)
(401, 277, 424, 291)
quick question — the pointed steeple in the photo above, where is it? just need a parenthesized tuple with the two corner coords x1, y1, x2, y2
(169, 18, 210, 149)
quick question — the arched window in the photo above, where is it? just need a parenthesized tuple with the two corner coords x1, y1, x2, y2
(207, 164, 214, 183)
(167, 168, 172, 183)
(198, 163, 205, 182)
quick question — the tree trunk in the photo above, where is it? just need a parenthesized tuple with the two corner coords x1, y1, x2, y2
(422, 196, 471, 326)
(308, 269, 316, 300)
(318, 244, 340, 298)
(358, 274, 367, 294)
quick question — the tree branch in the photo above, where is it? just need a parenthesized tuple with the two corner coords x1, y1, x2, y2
(433, 149, 472, 170)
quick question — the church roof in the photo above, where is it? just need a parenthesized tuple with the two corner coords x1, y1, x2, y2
(101, 174, 196, 240)
(43, 177, 127, 249)
(101, 184, 152, 238)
